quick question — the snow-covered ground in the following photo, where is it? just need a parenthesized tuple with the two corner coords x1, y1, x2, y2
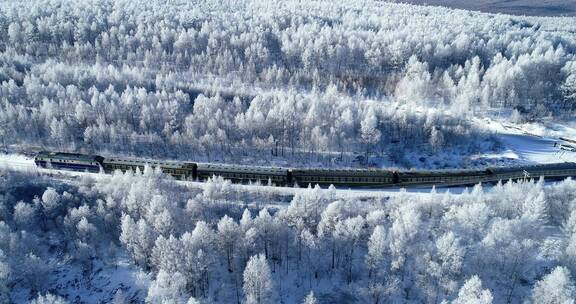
(474, 118, 576, 164)
(9, 255, 146, 304)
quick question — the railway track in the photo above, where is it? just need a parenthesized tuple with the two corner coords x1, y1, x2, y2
(27, 151, 576, 189)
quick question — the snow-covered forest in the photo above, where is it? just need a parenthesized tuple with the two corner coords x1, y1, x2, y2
(0, 0, 575, 167)
(2, 1, 576, 302)
(2, 165, 576, 303)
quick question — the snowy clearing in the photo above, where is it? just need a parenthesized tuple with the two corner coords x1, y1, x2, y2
(474, 118, 576, 165)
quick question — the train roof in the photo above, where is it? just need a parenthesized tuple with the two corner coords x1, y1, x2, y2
(103, 158, 193, 169)
(197, 163, 287, 175)
(291, 167, 490, 176)
(398, 168, 490, 177)
(36, 151, 103, 162)
(290, 168, 395, 176)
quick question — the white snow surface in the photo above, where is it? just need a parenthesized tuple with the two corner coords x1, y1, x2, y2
(475, 118, 576, 164)
(10, 255, 146, 304)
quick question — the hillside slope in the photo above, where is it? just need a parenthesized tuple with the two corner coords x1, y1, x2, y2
(1, 0, 575, 169)
(389, 0, 576, 16)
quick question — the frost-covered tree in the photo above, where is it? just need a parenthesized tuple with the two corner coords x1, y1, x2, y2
(561, 62, 576, 108)
(396, 56, 433, 104)
(13, 201, 37, 230)
(0, 249, 9, 304)
(146, 195, 175, 236)
(521, 189, 547, 224)
(302, 291, 317, 304)
(366, 225, 387, 278)
(186, 298, 200, 304)
(41, 188, 61, 218)
(452, 276, 493, 304)
(254, 209, 277, 260)
(6, 0, 557, 166)
(360, 106, 381, 162)
(390, 205, 421, 271)
(430, 126, 445, 152)
(530, 266, 576, 304)
(429, 231, 464, 300)
(2, 130, 576, 302)
(243, 254, 274, 304)
(151, 235, 182, 274)
(112, 290, 129, 304)
(218, 215, 240, 272)
(334, 215, 365, 282)
(240, 209, 254, 232)
(318, 200, 347, 270)
(180, 221, 216, 296)
(146, 270, 190, 304)
(359, 280, 400, 304)
(120, 214, 157, 267)
(30, 293, 68, 304)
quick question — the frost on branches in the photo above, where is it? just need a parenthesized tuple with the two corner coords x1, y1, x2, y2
(0, 0, 575, 167)
(1, 166, 576, 302)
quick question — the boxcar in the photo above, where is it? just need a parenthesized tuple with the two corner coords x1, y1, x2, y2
(35, 151, 104, 173)
(102, 158, 197, 180)
(486, 163, 576, 183)
(196, 163, 288, 185)
(35, 150, 576, 189)
(291, 168, 397, 187)
(397, 169, 491, 187)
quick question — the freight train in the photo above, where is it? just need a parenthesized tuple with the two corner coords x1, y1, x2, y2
(34, 151, 576, 188)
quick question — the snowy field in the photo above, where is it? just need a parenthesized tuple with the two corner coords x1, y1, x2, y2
(472, 118, 576, 165)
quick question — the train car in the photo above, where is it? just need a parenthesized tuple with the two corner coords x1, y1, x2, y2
(34, 150, 576, 189)
(486, 163, 576, 183)
(397, 169, 491, 187)
(290, 168, 397, 187)
(34, 151, 104, 173)
(102, 158, 197, 180)
(196, 163, 288, 185)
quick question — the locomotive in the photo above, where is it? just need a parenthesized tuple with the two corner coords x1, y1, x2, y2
(34, 151, 576, 188)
